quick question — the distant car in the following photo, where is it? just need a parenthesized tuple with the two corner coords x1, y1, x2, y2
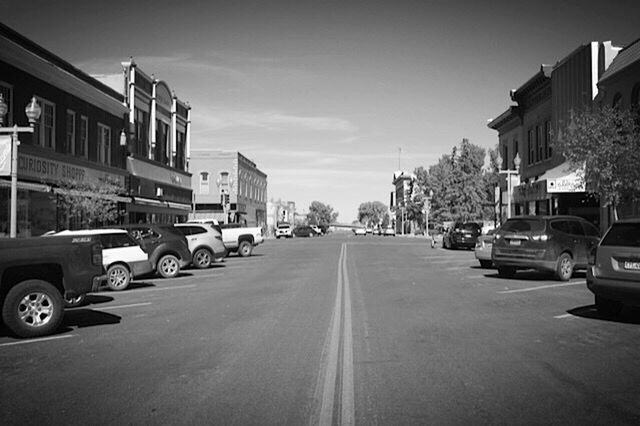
(492, 215, 600, 281)
(475, 229, 497, 268)
(372, 227, 381, 236)
(443, 222, 482, 250)
(310, 225, 323, 235)
(587, 219, 640, 316)
(173, 223, 227, 268)
(353, 227, 366, 236)
(275, 223, 293, 239)
(54, 229, 152, 294)
(112, 224, 192, 279)
(365, 227, 373, 235)
(383, 227, 396, 236)
(293, 225, 320, 237)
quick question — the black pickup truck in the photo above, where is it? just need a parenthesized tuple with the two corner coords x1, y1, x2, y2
(0, 235, 104, 338)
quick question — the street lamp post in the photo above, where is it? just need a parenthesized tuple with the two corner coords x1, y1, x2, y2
(0, 94, 42, 238)
(216, 173, 233, 224)
(496, 153, 521, 221)
(424, 189, 434, 247)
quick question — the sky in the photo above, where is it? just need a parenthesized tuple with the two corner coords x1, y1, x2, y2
(1, 0, 639, 223)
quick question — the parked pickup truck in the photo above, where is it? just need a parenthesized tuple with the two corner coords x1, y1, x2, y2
(0, 235, 104, 337)
(188, 219, 264, 257)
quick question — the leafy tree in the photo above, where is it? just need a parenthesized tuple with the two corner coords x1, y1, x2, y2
(56, 177, 125, 230)
(307, 201, 339, 231)
(413, 139, 489, 225)
(554, 106, 640, 219)
(357, 201, 388, 225)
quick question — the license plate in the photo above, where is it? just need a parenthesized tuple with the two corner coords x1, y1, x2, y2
(509, 239, 521, 246)
(624, 261, 640, 270)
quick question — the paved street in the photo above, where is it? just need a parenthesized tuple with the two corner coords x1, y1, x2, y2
(2, 234, 640, 425)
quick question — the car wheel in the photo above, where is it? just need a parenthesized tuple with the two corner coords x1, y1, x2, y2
(157, 254, 180, 278)
(193, 248, 212, 269)
(479, 260, 492, 269)
(595, 295, 623, 317)
(555, 253, 574, 281)
(497, 266, 516, 278)
(2, 279, 64, 338)
(107, 264, 131, 291)
(238, 241, 253, 257)
(64, 293, 87, 308)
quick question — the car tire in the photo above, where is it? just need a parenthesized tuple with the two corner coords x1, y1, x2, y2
(497, 266, 516, 278)
(238, 241, 253, 257)
(555, 252, 574, 281)
(107, 264, 131, 291)
(2, 279, 64, 338)
(595, 295, 623, 317)
(193, 248, 212, 269)
(157, 254, 180, 278)
(64, 293, 87, 308)
(479, 260, 492, 269)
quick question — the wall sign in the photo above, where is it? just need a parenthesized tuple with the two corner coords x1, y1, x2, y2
(17, 153, 125, 186)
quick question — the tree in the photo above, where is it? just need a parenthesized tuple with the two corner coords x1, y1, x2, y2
(56, 177, 125, 230)
(413, 138, 489, 225)
(307, 201, 339, 232)
(554, 105, 640, 219)
(357, 201, 388, 225)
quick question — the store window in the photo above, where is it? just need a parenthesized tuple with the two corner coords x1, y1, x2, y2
(527, 128, 534, 165)
(0, 83, 13, 125)
(79, 116, 88, 159)
(97, 123, 111, 165)
(544, 121, 552, 159)
(33, 98, 56, 149)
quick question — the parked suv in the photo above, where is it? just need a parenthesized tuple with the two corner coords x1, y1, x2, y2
(113, 224, 192, 278)
(55, 229, 152, 292)
(275, 223, 293, 239)
(443, 222, 482, 249)
(587, 219, 640, 316)
(173, 223, 227, 268)
(492, 215, 600, 281)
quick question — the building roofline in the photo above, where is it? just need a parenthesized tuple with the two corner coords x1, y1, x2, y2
(0, 22, 124, 102)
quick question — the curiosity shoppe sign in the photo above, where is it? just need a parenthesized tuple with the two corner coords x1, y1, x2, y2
(17, 153, 125, 186)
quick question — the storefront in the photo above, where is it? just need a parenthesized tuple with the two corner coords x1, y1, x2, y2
(0, 148, 129, 237)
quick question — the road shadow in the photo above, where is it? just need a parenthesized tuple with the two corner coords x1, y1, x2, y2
(485, 269, 587, 282)
(83, 294, 114, 307)
(62, 309, 122, 329)
(567, 305, 640, 324)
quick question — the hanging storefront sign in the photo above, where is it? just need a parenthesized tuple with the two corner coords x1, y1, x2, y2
(547, 176, 586, 193)
(0, 135, 11, 176)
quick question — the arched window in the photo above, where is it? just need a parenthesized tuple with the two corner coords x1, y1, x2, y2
(612, 92, 622, 109)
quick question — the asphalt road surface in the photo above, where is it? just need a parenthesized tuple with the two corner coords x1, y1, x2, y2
(2, 233, 640, 425)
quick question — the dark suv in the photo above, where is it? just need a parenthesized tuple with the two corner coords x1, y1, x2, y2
(113, 224, 192, 278)
(492, 215, 600, 281)
(587, 219, 640, 316)
(443, 222, 482, 249)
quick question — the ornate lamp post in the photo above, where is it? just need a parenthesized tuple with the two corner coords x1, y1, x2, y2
(496, 153, 521, 220)
(424, 189, 434, 247)
(0, 94, 42, 237)
(216, 172, 234, 224)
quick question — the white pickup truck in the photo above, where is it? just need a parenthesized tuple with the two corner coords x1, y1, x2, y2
(188, 219, 264, 257)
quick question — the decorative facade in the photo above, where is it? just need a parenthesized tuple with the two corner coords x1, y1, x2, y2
(190, 150, 267, 228)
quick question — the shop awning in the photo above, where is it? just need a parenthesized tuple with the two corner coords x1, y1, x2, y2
(540, 162, 586, 193)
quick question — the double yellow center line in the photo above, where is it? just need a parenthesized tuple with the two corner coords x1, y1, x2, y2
(316, 243, 355, 425)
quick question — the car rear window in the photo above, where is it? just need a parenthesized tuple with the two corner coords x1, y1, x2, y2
(500, 219, 545, 233)
(462, 223, 481, 231)
(601, 223, 640, 247)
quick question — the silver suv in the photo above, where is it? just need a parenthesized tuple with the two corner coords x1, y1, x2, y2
(587, 219, 640, 316)
(173, 223, 227, 268)
(275, 223, 293, 239)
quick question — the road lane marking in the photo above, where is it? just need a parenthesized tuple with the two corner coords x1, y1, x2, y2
(129, 284, 198, 293)
(0, 334, 76, 347)
(99, 302, 152, 310)
(554, 313, 574, 319)
(317, 243, 355, 426)
(499, 281, 585, 294)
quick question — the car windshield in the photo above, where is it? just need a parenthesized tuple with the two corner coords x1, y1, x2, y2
(462, 223, 480, 231)
(500, 219, 545, 233)
(601, 223, 640, 247)
(278, 224, 290, 229)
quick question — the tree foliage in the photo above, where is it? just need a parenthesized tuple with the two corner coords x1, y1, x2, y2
(56, 178, 125, 229)
(554, 106, 640, 209)
(357, 201, 388, 225)
(307, 200, 339, 231)
(413, 138, 491, 224)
